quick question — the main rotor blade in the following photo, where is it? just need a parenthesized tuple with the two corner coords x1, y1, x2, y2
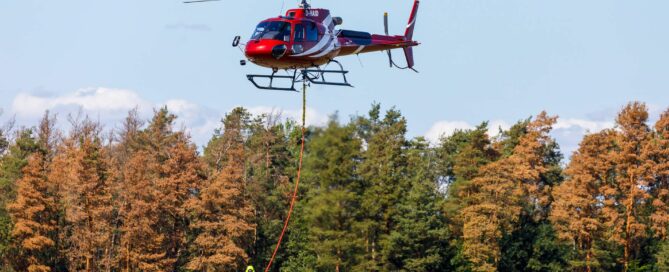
(183, 0, 220, 3)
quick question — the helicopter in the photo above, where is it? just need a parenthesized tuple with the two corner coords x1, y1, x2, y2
(188, 0, 421, 91)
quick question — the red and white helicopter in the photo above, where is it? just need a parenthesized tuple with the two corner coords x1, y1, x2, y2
(189, 0, 421, 91)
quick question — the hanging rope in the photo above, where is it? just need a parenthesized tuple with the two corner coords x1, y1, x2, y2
(264, 74, 308, 272)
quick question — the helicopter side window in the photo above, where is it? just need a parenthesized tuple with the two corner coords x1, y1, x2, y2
(294, 24, 305, 42)
(306, 22, 319, 42)
(251, 21, 291, 41)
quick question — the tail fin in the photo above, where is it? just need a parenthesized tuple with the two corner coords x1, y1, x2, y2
(404, 0, 420, 41)
(404, 47, 415, 69)
(404, 0, 419, 69)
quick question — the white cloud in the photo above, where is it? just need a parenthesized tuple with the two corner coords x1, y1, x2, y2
(554, 118, 614, 133)
(8, 88, 329, 148)
(425, 117, 615, 158)
(425, 121, 474, 143)
(487, 120, 512, 137)
(425, 120, 511, 144)
(11, 88, 150, 118)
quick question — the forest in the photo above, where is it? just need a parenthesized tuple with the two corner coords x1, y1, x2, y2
(0, 101, 669, 272)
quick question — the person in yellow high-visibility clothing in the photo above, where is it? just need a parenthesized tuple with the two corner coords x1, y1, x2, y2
(245, 265, 255, 272)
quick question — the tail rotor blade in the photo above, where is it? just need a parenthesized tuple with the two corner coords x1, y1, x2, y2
(384, 12, 392, 67)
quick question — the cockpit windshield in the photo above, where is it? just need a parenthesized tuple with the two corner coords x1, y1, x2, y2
(251, 21, 292, 41)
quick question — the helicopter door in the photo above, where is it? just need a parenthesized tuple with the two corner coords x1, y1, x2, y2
(292, 22, 319, 55)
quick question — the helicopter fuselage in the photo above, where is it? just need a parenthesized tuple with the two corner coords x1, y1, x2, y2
(244, 7, 419, 70)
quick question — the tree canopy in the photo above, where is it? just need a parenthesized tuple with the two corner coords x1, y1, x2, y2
(0, 102, 668, 271)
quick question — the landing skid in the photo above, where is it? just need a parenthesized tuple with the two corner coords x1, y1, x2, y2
(302, 60, 353, 88)
(246, 60, 353, 91)
(247, 69, 298, 92)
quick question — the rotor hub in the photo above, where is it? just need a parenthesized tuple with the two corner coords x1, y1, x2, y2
(299, 0, 310, 9)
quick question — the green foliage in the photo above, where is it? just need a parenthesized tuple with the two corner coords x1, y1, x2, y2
(356, 106, 409, 271)
(1, 104, 669, 271)
(384, 138, 454, 271)
(300, 119, 364, 270)
(655, 240, 669, 271)
(499, 220, 568, 272)
(495, 118, 531, 157)
(0, 129, 39, 267)
(438, 123, 498, 223)
(244, 114, 296, 270)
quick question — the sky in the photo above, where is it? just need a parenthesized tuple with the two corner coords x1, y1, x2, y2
(1, 0, 668, 156)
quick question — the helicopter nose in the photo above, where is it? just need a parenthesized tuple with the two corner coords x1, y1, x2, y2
(245, 41, 288, 60)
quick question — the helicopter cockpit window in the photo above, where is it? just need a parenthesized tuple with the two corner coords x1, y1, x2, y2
(294, 24, 305, 42)
(251, 21, 292, 41)
(306, 23, 319, 42)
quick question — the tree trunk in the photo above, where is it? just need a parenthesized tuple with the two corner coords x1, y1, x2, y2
(624, 175, 635, 272)
(586, 248, 592, 272)
(126, 244, 130, 272)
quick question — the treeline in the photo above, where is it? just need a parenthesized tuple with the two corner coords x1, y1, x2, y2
(0, 102, 668, 271)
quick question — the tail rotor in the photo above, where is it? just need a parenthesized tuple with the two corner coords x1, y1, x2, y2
(384, 12, 392, 68)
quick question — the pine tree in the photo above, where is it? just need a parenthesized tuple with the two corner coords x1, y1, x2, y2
(1, 129, 40, 267)
(53, 119, 113, 271)
(551, 131, 617, 271)
(384, 138, 452, 271)
(602, 103, 654, 271)
(118, 150, 164, 271)
(244, 113, 293, 269)
(460, 112, 558, 271)
(203, 108, 251, 172)
(7, 113, 60, 272)
(498, 114, 566, 272)
(107, 109, 144, 271)
(118, 108, 205, 271)
(357, 106, 409, 271)
(300, 118, 364, 271)
(648, 109, 669, 239)
(187, 109, 255, 271)
(438, 123, 498, 235)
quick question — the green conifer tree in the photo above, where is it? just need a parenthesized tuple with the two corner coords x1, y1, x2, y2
(385, 138, 452, 271)
(301, 118, 364, 271)
(356, 106, 409, 271)
(0, 129, 40, 267)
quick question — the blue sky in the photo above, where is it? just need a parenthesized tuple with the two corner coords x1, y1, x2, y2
(1, 0, 668, 155)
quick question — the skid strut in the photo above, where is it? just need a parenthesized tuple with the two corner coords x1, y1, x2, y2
(302, 60, 353, 87)
(246, 60, 353, 91)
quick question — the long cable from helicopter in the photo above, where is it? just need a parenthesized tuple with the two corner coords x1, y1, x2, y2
(264, 73, 308, 272)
